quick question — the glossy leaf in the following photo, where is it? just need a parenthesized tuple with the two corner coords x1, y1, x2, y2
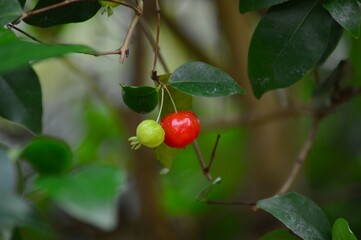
(239, 0, 289, 13)
(155, 74, 193, 169)
(248, 0, 332, 98)
(259, 229, 299, 240)
(323, 0, 361, 38)
(23, 0, 101, 28)
(20, 137, 72, 175)
(319, 19, 344, 63)
(0, 0, 22, 25)
(35, 165, 125, 231)
(0, 28, 95, 74)
(257, 192, 332, 240)
(121, 85, 158, 114)
(169, 62, 245, 97)
(332, 218, 357, 240)
(0, 66, 43, 134)
(18, 0, 26, 7)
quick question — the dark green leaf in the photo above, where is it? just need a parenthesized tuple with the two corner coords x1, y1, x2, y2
(248, 0, 332, 98)
(121, 85, 158, 114)
(0, 0, 22, 25)
(239, 0, 289, 13)
(323, 0, 361, 38)
(257, 192, 332, 240)
(35, 165, 125, 230)
(319, 20, 344, 63)
(0, 28, 95, 74)
(20, 137, 72, 175)
(332, 218, 357, 240)
(0, 66, 42, 134)
(169, 62, 245, 97)
(23, 0, 101, 28)
(18, 0, 26, 8)
(259, 229, 300, 240)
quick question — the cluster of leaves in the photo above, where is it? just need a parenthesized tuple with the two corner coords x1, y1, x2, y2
(240, 0, 361, 98)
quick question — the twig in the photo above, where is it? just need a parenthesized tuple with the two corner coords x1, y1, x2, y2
(192, 140, 212, 182)
(151, 0, 161, 78)
(7, 24, 44, 44)
(14, 0, 140, 24)
(118, 0, 143, 63)
(277, 118, 320, 194)
(139, 20, 170, 73)
(206, 134, 220, 173)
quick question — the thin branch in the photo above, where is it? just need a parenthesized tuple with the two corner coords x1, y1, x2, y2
(206, 134, 220, 173)
(139, 20, 170, 73)
(151, 0, 161, 77)
(118, 0, 143, 63)
(277, 118, 320, 194)
(192, 140, 213, 182)
(7, 24, 44, 44)
(15, 0, 140, 24)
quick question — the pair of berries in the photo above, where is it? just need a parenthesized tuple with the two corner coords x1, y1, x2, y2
(129, 110, 200, 149)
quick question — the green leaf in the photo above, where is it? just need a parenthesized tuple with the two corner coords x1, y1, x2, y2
(35, 165, 125, 231)
(18, 0, 26, 8)
(259, 229, 300, 240)
(169, 62, 245, 97)
(20, 137, 72, 175)
(332, 218, 357, 240)
(0, 0, 22, 25)
(121, 85, 159, 114)
(0, 66, 43, 134)
(23, 0, 101, 28)
(239, 0, 290, 13)
(248, 0, 332, 98)
(319, 19, 344, 63)
(0, 28, 95, 74)
(323, 0, 361, 38)
(257, 192, 332, 240)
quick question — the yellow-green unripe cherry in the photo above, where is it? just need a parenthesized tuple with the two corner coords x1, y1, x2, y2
(136, 120, 165, 148)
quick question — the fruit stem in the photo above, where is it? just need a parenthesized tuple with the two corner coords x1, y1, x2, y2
(163, 84, 178, 113)
(156, 87, 165, 123)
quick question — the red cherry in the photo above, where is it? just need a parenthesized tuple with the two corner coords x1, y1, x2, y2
(160, 110, 201, 148)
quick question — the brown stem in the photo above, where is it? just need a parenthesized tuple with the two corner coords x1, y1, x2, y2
(119, 0, 143, 64)
(206, 134, 220, 173)
(277, 118, 320, 194)
(151, 0, 161, 77)
(192, 140, 212, 182)
(139, 20, 170, 73)
(16, 0, 140, 24)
